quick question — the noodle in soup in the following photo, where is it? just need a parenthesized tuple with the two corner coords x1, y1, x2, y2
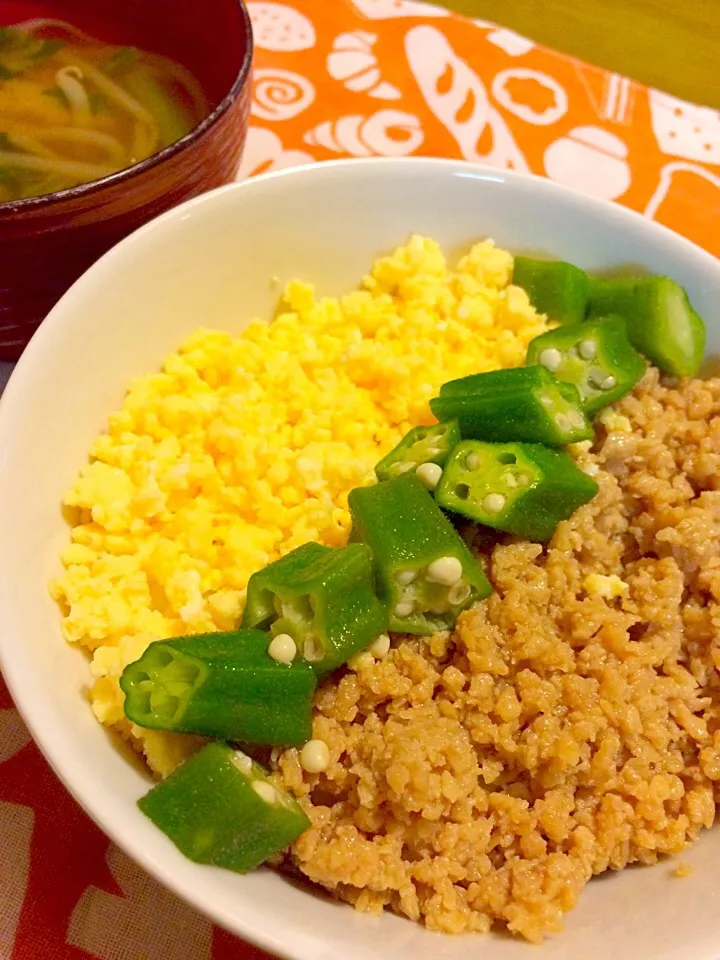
(0, 20, 209, 202)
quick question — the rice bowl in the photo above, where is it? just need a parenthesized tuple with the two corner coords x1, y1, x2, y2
(1, 158, 720, 960)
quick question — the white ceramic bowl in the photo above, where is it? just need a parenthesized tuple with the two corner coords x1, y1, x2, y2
(1, 158, 720, 960)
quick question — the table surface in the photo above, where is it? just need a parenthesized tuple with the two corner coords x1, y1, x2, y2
(436, 0, 720, 109)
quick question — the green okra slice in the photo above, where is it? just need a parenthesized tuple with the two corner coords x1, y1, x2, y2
(436, 440, 599, 542)
(120, 629, 316, 747)
(241, 542, 387, 673)
(587, 275, 706, 377)
(138, 742, 310, 873)
(431, 366, 592, 446)
(375, 420, 461, 482)
(512, 256, 590, 325)
(348, 473, 492, 635)
(527, 316, 646, 416)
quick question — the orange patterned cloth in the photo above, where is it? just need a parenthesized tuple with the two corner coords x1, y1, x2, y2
(239, 0, 720, 255)
(0, 3, 719, 959)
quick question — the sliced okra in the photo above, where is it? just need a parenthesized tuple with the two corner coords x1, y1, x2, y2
(431, 366, 592, 446)
(120, 629, 316, 747)
(138, 742, 310, 873)
(241, 542, 388, 674)
(587, 275, 706, 377)
(348, 473, 492, 636)
(436, 439, 599, 542)
(375, 420, 461, 482)
(512, 256, 590, 325)
(527, 315, 646, 416)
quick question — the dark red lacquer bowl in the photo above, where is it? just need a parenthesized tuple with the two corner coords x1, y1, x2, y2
(0, 0, 253, 360)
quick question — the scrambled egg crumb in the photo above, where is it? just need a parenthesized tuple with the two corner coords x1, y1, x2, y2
(598, 409, 633, 434)
(50, 235, 548, 775)
(583, 573, 630, 599)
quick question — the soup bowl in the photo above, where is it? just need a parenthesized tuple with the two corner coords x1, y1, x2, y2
(0, 0, 253, 360)
(1, 158, 720, 960)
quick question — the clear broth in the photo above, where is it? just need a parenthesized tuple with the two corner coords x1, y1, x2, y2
(0, 20, 209, 202)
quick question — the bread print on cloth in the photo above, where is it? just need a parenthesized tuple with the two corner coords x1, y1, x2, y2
(236, 126, 316, 178)
(248, 2, 317, 51)
(575, 64, 636, 125)
(491, 68, 568, 126)
(645, 162, 720, 250)
(328, 31, 402, 100)
(483, 27, 535, 58)
(252, 68, 316, 121)
(304, 109, 424, 156)
(649, 91, 720, 164)
(2, 4, 720, 960)
(545, 126, 632, 200)
(351, 0, 450, 18)
(405, 25, 529, 171)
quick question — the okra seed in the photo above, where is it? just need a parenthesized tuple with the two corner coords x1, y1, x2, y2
(396, 461, 416, 475)
(448, 581, 472, 606)
(579, 339, 598, 360)
(394, 600, 415, 618)
(268, 633, 297, 665)
(303, 635, 324, 662)
(300, 739, 330, 774)
(540, 395, 553, 408)
(600, 375, 617, 390)
(426, 556, 463, 586)
(369, 633, 391, 658)
(482, 493, 506, 513)
(588, 367, 607, 388)
(506, 474, 518, 488)
(252, 781, 278, 804)
(397, 569, 417, 586)
(348, 650, 374, 671)
(518, 474, 530, 486)
(233, 751, 253, 776)
(570, 411, 586, 428)
(415, 462, 443, 490)
(539, 347, 563, 372)
(555, 413, 571, 431)
(466, 454, 479, 470)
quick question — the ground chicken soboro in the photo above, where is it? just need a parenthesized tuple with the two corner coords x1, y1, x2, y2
(277, 368, 720, 941)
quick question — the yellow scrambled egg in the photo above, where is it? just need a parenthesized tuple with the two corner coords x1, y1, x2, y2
(50, 236, 549, 777)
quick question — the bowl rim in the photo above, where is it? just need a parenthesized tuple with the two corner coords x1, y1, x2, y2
(0, 0, 254, 216)
(2, 156, 720, 959)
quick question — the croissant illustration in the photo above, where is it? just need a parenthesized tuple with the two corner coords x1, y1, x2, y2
(304, 110, 424, 156)
(327, 31, 402, 100)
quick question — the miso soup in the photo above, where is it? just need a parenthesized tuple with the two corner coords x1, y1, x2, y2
(0, 20, 209, 202)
